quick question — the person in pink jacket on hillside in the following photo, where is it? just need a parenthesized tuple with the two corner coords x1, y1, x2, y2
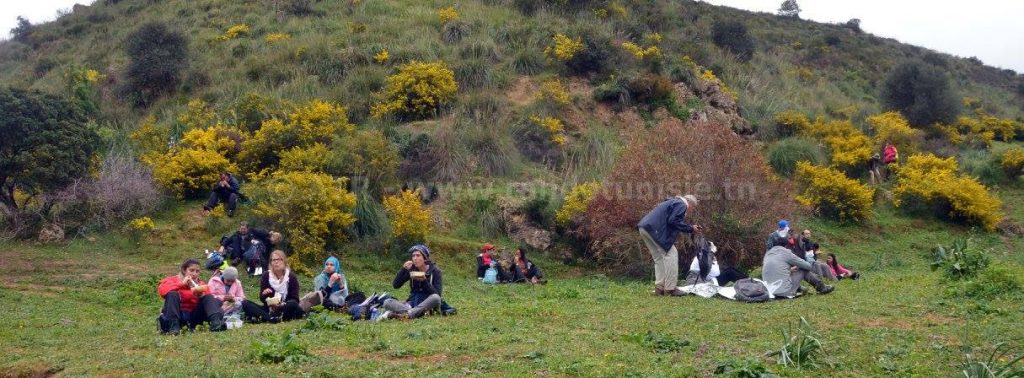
(208, 266, 246, 316)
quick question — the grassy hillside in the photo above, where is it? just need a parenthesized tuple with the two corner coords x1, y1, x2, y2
(3, 1, 1024, 376)
(1, 203, 1023, 376)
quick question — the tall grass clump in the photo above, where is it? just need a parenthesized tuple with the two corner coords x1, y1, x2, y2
(767, 137, 826, 176)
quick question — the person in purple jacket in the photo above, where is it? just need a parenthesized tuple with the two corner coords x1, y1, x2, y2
(637, 194, 703, 296)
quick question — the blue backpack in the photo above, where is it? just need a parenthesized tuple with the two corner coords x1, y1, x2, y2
(483, 266, 498, 284)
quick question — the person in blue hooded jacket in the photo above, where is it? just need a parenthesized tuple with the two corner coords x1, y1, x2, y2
(637, 194, 703, 296)
(314, 256, 348, 308)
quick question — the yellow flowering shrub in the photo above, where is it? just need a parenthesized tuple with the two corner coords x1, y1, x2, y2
(893, 154, 1002, 230)
(374, 49, 389, 64)
(219, 24, 250, 41)
(349, 22, 367, 33)
(544, 33, 584, 61)
(128, 216, 155, 232)
(1000, 146, 1024, 179)
(278, 143, 331, 173)
(153, 148, 238, 198)
(538, 79, 571, 106)
(791, 66, 814, 82)
(438, 6, 459, 24)
(782, 113, 872, 171)
(240, 99, 354, 173)
(774, 110, 812, 135)
(178, 99, 215, 129)
(383, 189, 432, 242)
(252, 171, 357, 263)
(370, 61, 457, 120)
(555, 181, 601, 225)
(794, 162, 873, 222)
(867, 112, 922, 152)
(593, 8, 608, 18)
(179, 124, 245, 159)
(130, 115, 169, 164)
(265, 33, 291, 44)
(621, 42, 662, 60)
(529, 115, 567, 145)
(606, 2, 627, 17)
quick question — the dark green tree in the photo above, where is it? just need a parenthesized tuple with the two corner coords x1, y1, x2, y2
(881, 62, 961, 127)
(122, 22, 188, 107)
(11, 16, 32, 44)
(711, 20, 756, 63)
(0, 87, 99, 220)
(777, 0, 801, 18)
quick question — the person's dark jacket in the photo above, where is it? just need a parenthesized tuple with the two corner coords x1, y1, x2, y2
(259, 270, 300, 305)
(476, 253, 502, 279)
(638, 197, 694, 252)
(213, 174, 241, 195)
(511, 260, 543, 282)
(799, 237, 814, 254)
(393, 264, 443, 307)
(221, 228, 272, 259)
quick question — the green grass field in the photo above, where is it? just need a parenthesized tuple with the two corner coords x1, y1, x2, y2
(2, 203, 1022, 377)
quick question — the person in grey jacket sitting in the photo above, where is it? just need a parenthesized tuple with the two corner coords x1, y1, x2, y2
(761, 238, 834, 297)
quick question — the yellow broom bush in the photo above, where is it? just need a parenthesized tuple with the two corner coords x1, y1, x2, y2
(794, 162, 873, 222)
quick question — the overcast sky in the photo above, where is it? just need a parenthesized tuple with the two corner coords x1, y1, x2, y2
(2, 0, 1022, 72)
(702, 0, 1024, 72)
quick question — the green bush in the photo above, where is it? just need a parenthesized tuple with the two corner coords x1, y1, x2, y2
(565, 34, 614, 76)
(961, 265, 1022, 300)
(711, 20, 755, 62)
(881, 61, 960, 127)
(121, 22, 188, 107)
(714, 357, 776, 377)
(767, 138, 825, 176)
(931, 237, 990, 281)
(251, 332, 311, 364)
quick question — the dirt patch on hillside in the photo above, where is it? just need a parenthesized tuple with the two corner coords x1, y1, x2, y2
(508, 76, 538, 106)
(318, 347, 464, 364)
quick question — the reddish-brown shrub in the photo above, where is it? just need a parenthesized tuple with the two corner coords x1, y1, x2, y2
(579, 120, 800, 275)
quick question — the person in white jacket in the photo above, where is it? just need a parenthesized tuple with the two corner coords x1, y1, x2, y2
(683, 241, 748, 286)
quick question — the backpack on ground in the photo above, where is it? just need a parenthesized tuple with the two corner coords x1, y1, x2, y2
(483, 266, 498, 284)
(733, 278, 770, 303)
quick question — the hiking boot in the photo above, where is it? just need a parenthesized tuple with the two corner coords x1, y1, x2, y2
(443, 308, 457, 316)
(653, 288, 665, 296)
(227, 209, 235, 217)
(667, 289, 687, 297)
(851, 272, 861, 280)
(817, 285, 835, 295)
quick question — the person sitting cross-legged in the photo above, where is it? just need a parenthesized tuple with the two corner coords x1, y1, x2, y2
(157, 258, 226, 335)
(378, 245, 446, 320)
(761, 238, 834, 297)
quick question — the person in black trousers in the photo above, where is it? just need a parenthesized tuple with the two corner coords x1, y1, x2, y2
(204, 172, 241, 217)
(241, 250, 305, 323)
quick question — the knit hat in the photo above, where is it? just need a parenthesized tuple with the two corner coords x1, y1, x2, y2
(222, 266, 239, 282)
(409, 244, 431, 260)
(777, 219, 789, 230)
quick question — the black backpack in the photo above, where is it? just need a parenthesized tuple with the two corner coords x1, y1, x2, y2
(733, 278, 770, 302)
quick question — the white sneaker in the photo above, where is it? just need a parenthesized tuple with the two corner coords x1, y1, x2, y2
(253, 267, 263, 276)
(375, 311, 391, 322)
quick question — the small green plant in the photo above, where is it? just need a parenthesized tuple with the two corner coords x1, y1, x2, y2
(960, 343, 1024, 378)
(714, 357, 776, 377)
(931, 237, 990, 281)
(958, 265, 1022, 300)
(251, 332, 311, 364)
(629, 331, 689, 353)
(771, 317, 825, 370)
(301, 312, 346, 332)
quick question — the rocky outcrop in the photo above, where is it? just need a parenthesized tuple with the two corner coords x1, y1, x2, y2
(675, 79, 753, 136)
(497, 182, 553, 251)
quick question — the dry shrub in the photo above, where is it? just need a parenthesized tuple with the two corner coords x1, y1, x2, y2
(580, 120, 799, 274)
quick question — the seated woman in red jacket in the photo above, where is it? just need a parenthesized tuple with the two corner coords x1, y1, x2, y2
(826, 253, 861, 280)
(157, 258, 226, 335)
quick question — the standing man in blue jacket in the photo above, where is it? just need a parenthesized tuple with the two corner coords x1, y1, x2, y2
(638, 195, 702, 296)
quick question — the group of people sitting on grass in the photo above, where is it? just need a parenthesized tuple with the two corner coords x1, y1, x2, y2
(474, 243, 545, 284)
(639, 194, 859, 300)
(157, 228, 458, 335)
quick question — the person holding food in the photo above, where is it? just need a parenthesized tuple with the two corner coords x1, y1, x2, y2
(241, 250, 305, 323)
(157, 258, 226, 335)
(378, 245, 445, 320)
